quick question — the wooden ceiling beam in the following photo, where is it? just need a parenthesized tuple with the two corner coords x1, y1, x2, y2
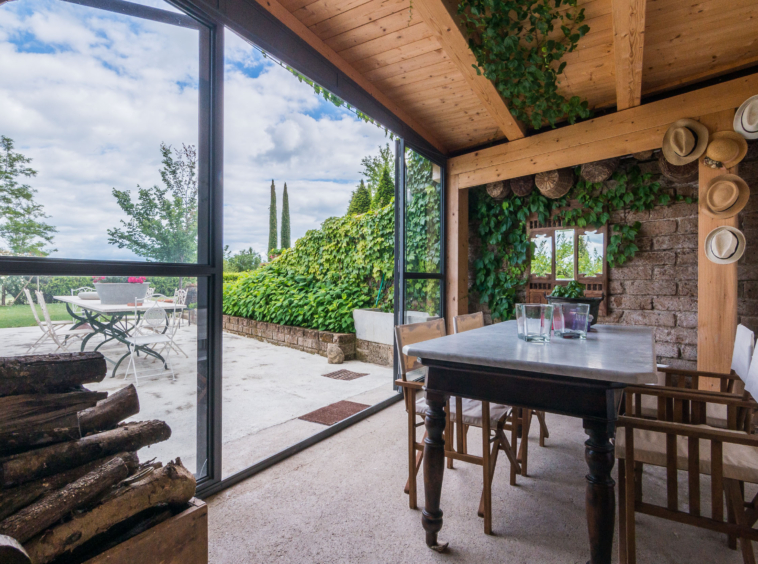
(251, 0, 448, 154)
(611, 0, 647, 110)
(412, 0, 526, 141)
(449, 72, 758, 188)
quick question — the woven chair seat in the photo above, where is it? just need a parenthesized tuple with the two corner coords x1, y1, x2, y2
(416, 397, 510, 427)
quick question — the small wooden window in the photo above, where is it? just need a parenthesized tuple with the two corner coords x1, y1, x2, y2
(526, 213, 608, 316)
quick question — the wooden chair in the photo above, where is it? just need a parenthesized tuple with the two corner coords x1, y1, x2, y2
(617, 384, 758, 563)
(394, 318, 522, 534)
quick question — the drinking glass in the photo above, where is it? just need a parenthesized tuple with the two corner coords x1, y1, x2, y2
(553, 303, 590, 339)
(515, 304, 554, 343)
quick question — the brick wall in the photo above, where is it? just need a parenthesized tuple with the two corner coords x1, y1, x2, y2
(468, 141, 758, 369)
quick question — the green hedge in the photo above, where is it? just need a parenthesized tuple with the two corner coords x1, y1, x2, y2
(223, 272, 243, 284)
(223, 203, 394, 333)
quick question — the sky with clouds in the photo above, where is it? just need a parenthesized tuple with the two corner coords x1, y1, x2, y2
(0, 0, 391, 262)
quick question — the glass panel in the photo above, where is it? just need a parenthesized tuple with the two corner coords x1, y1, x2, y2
(404, 279, 441, 324)
(578, 230, 604, 277)
(405, 149, 441, 273)
(555, 229, 575, 280)
(531, 234, 552, 277)
(0, 0, 201, 262)
(0, 275, 209, 479)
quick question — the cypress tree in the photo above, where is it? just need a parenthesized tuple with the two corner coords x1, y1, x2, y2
(281, 182, 291, 248)
(268, 180, 277, 253)
(347, 180, 371, 215)
(371, 166, 394, 210)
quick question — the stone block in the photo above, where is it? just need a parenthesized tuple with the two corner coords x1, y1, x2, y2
(655, 326, 698, 345)
(745, 282, 758, 301)
(739, 265, 758, 281)
(319, 333, 333, 343)
(652, 234, 698, 251)
(626, 210, 650, 223)
(610, 295, 653, 310)
(327, 344, 344, 364)
(676, 249, 697, 265)
(653, 296, 697, 312)
(624, 280, 677, 295)
(739, 316, 758, 334)
(334, 333, 355, 345)
(676, 312, 698, 328)
(284, 334, 299, 345)
(609, 266, 652, 280)
(677, 216, 698, 234)
(681, 345, 698, 361)
(678, 281, 698, 297)
(638, 219, 676, 237)
(303, 329, 318, 340)
(597, 311, 623, 324)
(620, 310, 676, 327)
(648, 203, 698, 220)
(610, 280, 624, 294)
(738, 300, 758, 317)
(655, 342, 680, 358)
(658, 357, 697, 371)
(628, 251, 675, 265)
(652, 266, 675, 280)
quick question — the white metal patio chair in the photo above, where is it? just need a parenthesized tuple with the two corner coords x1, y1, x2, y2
(34, 290, 93, 353)
(24, 288, 71, 353)
(123, 300, 177, 386)
(174, 288, 188, 328)
(152, 289, 189, 359)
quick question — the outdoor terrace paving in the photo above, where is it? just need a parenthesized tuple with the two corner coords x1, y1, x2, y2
(0, 324, 394, 478)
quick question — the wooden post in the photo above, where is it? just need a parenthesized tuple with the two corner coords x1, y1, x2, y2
(445, 172, 468, 334)
(697, 110, 739, 390)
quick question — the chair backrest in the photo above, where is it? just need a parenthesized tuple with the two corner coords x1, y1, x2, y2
(136, 301, 169, 334)
(731, 324, 755, 394)
(453, 311, 484, 334)
(743, 345, 758, 400)
(71, 287, 95, 294)
(25, 288, 42, 325)
(174, 288, 188, 306)
(145, 287, 155, 301)
(35, 290, 54, 327)
(394, 318, 446, 379)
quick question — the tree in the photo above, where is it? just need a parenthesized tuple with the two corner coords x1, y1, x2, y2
(360, 144, 393, 198)
(224, 245, 262, 272)
(371, 166, 394, 210)
(268, 180, 277, 253)
(0, 136, 56, 256)
(107, 143, 197, 263)
(280, 182, 290, 249)
(346, 180, 371, 215)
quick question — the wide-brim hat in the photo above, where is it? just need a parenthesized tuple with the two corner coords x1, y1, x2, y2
(704, 174, 750, 218)
(662, 118, 709, 165)
(735, 95, 758, 139)
(706, 131, 748, 168)
(705, 226, 746, 264)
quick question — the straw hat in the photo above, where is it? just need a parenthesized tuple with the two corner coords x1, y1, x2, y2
(704, 131, 748, 169)
(704, 226, 746, 264)
(735, 95, 758, 139)
(662, 119, 709, 165)
(704, 174, 750, 218)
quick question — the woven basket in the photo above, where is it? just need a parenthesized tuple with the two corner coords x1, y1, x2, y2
(535, 168, 573, 199)
(658, 151, 698, 182)
(510, 175, 534, 197)
(485, 180, 511, 200)
(580, 158, 619, 183)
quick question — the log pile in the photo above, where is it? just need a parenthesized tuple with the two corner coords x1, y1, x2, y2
(0, 353, 196, 564)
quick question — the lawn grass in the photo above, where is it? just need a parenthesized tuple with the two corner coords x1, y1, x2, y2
(0, 303, 73, 328)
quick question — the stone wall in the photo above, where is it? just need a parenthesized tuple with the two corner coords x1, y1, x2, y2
(355, 339, 393, 367)
(222, 315, 356, 361)
(468, 141, 758, 369)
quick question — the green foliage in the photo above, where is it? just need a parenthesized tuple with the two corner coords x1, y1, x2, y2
(347, 180, 371, 216)
(371, 166, 394, 210)
(550, 281, 585, 298)
(224, 246, 262, 272)
(281, 183, 291, 249)
(530, 236, 551, 276)
(471, 162, 695, 321)
(457, 0, 592, 129)
(107, 143, 197, 263)
(361, 144, 394, 198)
(555, 229, 574, 279)
(224, 203, 395, 333)
(0, 136, 56, 255)
(268, 180, 277, 253)
(223, 272, 243, 284)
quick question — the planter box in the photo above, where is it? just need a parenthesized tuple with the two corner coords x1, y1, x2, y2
(94, 283, 148, 305)
(352, 308, 394, 346)
(83, 498, 207, 564)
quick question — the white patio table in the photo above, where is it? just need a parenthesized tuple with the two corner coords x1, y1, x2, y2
(54, 295, 186, 377)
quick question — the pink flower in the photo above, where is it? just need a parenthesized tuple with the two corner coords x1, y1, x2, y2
(127, 276, 146, 284)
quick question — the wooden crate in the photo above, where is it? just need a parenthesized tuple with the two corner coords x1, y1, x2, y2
(83, 498, 207, 564)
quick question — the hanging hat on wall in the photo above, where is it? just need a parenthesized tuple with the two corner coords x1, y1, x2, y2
(657, 151, 699, 183)
(703, 174, 750, 218)
(734, 95, 758, 139)
(703, 131, 748, 169)
(662, 119, 709, 165)
(704, 226, 746, 264)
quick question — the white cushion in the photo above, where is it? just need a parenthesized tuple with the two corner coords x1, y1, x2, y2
(616, 425, 758, 483)
(634, 395, 729, 429)
(416, 397, 510, 427)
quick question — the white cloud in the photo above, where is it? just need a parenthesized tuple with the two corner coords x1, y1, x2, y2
(0, 0, 391, 261)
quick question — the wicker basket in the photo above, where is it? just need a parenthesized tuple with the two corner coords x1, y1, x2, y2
(486, 180, 511, 200)
(658, 151, 698, 182)
(535, 168, 573, 199)
(580, 158, 619, 183)
(510, 175, 534, 197)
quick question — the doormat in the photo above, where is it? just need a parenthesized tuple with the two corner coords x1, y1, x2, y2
(322, 369, 369, 381)
(298, 400, 370, 426)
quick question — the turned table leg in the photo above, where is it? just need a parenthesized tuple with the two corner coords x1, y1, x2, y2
(583, 419, 616, 564)
(422, 391, 448, 552)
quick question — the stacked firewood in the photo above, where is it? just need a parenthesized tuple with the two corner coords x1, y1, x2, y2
(0, 352, 196, 564)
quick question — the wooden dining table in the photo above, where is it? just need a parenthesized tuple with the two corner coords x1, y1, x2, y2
(404, 321, 657, 564)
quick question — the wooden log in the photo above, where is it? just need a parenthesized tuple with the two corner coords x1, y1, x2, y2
(0, 353, 106, 397)
(0, 391, 106, 430)
(0, 456, 135, 543)
(0, 534, 30, 564)
(0, 453, 139, 521)
(79, 385, 140, 436)
(510, 175, 534, 197)
(0, 421, 171, 488)
(580, 158, 620, 183)
(24, 460, 196, 564)
(535, 168, 574, 199)
(0, 428, 81, 458)
(485, 181, 510, 200)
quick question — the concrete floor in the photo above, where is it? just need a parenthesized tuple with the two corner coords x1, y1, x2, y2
(207, 403, 745, 564)
(0, 325, 394, 477)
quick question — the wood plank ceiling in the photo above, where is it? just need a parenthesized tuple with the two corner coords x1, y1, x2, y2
(261, 0, 758, 155)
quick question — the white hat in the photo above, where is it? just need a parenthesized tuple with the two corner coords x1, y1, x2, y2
(704, 226, 746, 264)
(735, 95, 758, 140)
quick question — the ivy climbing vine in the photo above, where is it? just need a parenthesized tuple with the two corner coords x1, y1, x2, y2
(471, 163, 694, 322)
(457, 0, 592, 129)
